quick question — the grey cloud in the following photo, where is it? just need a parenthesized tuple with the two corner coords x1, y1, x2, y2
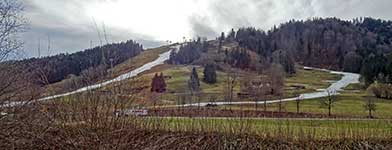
(21, 0, 163, 58)
(189, 16, 218, 39)
(20, 0, 392, 58)
(189, 0, 392, 37)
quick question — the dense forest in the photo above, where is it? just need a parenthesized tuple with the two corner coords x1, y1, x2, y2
(231, 17, 392, 85)
(168, 38, 209, 65)
(5, 40, 143, 85)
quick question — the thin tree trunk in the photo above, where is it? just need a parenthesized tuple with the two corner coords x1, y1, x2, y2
(255, 98, 258, 111)
(279, 99, 282, 113)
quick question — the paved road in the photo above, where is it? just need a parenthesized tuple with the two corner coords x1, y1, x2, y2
(181, 67, 360, 107)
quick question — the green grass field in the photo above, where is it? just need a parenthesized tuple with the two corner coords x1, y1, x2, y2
(139, 117, 392, 139)
(161, 66, 231, 94)
(143, 66, 343, 104)
(284, 68, 342, 97)
(220, 83, 392, 119)
(161, 66, 341, 95)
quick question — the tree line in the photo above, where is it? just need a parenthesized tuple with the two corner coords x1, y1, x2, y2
(229, 18, 392, 78)
(4, 40, 143, 85)
(168, 38, 208, 65)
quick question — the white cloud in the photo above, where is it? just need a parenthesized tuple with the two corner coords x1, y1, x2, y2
(22, 0, 392, 57)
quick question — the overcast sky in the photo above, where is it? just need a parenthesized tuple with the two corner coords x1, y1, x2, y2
(21, 0, 392, 58)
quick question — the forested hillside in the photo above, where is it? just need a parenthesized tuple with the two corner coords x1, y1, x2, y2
(170, 17, 392, 87)
(233, 18, 392, 85)
(168, 38, 209, 65)
(6, 40, 143, 85)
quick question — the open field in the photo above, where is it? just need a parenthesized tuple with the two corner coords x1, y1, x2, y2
(138, 117, 392, 140)
(217, 83, 392, 119)
(284, 68, 342, 97)
(159, 66, 341, 96)
(118, 65, 342, 106)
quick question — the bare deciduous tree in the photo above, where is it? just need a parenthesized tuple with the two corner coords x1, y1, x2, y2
(296, 94, 303, 114)
(321, 90, 337, 117)
(224, 69, 237, 111)
(0, 0, 27, 61)
(364, 89, 377, 118)
(0, 0, 28, 107)
(363, 96, 376, 118)
(268, 64, 285, 111)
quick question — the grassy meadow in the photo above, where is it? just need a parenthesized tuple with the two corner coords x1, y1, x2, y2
(138, 117, 392, 140)
(219, 83, 392, 119)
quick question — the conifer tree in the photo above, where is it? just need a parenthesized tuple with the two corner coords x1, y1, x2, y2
(150, 73, 159, 92)
(203, 63, 217, 84)
(158, 72, 167, 92)
(188, 67, 200, 94)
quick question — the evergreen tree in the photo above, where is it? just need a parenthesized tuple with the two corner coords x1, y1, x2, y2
(218, 32, 225, 53)
(343, 51, 363, 73)
(150, 73, 159, 92)
(188, 67, 200, 93)
(203, 63, 217, 84)
(361, 54, 387, 85)
(220, 32, 225, 41)
(158, 72, 167, 93)
(151, 72, 166, 93)
(228, 28, 236, 40)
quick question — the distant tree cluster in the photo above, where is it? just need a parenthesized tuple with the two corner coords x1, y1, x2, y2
(150, 73, 166, 93)
(361, 53, 392, 85)
(367, 82, 392, 99)
(169, 38, 208, 65)
(6, 40, 143, 85)
(225, 47, 251, 70)
(272, 50, 296, 75)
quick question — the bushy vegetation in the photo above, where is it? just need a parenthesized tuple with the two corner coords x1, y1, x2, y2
(367, 82, 392, 99)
